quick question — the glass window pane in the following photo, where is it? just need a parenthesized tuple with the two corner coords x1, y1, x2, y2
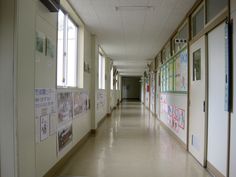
(192, 6, 204, 37)
(207, 0, 227, 22)
(98, 54, 102, 89)
(102, 57, 105, 89)
(193, 49, 201, 81)
(111, 67, 113, 90)
(67, 18, 77, 87)
(57, 10, 65, 86)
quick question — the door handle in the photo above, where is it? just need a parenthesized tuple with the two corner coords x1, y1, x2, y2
(203, 101, 205, 112)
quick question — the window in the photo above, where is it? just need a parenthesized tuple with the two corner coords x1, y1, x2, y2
(193, 49, 201, 81)
(172, 22, 188, 54)
(116, 75, 118, 90)
(98, 53, 105, 89)
(110, 67, 113, 90)
(57, 10, 78, 87)
(162, 43, 171, 62)
(206, 0, 227, 23)
(191, 5, 204, 38)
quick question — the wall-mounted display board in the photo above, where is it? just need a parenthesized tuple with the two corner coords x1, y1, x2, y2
(150, 73, 155, 113)
(160, 47, 188, 93)
(160, 93, 187, 144)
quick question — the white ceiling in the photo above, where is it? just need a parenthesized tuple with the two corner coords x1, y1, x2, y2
(69, 0, 196, 76)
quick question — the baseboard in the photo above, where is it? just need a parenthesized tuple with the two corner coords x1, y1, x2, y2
(97, 114, 108, 128)
(90, 129, 96, 135)
(158, 119, 187, 150)
(207, 161, 225, 177)
(44, 131, 91, 177)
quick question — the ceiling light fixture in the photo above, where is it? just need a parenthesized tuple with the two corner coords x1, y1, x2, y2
(115, 5, 154, 11)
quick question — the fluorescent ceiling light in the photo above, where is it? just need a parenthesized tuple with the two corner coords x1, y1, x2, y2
(115, 6, 154, 11)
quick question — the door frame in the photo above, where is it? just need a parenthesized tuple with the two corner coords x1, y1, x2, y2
(188, 35, 208, 167)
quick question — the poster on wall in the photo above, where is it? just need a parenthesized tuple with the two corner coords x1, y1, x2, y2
(36, 31, 45, 53)
(180, 49, 188, 91)
(97, 90, 106, 110)
(168, 61, 174, 91)
(40, 114, 50, 141)
(167, 105, 173, 124)
(74, 91, 90, 117)
(57, 92, 73, 124)
(46, 37, 55, 58)
(175, 55, 181, 91)
(35, 88, 57, 143)
(175, 49, 188, 92)
(35, 88, 57, 119)
(57, 122, 73, 153)
(175, 108, 185, 129)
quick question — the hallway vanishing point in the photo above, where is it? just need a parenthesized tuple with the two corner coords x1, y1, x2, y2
(56, 102, 211, 177)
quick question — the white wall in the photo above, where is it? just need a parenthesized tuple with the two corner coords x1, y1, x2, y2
(230, 1, 236, 176)
(0, 0, 17, 176)
(16, 0, 36, 176)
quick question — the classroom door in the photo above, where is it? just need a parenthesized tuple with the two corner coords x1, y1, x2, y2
(208, 22, 228, 176)
(230, 11, 236, 177)
(189, 36, 207, 166)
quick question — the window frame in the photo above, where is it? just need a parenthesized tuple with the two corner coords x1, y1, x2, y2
(98, 52, 106, 90)
(191, 3, 205, 39)
(110, 67, 113, 90)
(57, 9, 79, 88)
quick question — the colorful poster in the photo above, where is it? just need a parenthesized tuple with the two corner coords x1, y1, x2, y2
(168, 61, 174, 91)
(175, 49, 188, 92)
(175, 55, 181, 91)
(177, 108, 185, 129)
(40, 115, 49, 141)
(167, 105, 173, 124)
(57, 92, 73, 124)
(57, 122, 73, 153)
(160, 94, 167, 103)
(180, 49, 188, 91)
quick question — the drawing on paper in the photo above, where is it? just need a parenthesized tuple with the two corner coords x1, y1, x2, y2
(57, 92, 73, 123)
(74, 92, 90, 117)
(46, 38, 55, 58)
(57, 123, 73, 152)
(97, 90, 106, 110)
(36, 31, 45, 53)
(40, 115, 49, 141)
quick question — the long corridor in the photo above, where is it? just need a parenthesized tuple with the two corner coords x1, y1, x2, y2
(57, 102, 211, 177)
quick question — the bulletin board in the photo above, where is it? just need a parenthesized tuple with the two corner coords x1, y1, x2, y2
(160, 47, 188, 93)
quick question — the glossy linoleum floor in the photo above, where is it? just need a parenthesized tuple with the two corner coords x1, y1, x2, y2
(57, 102, 211, 177)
